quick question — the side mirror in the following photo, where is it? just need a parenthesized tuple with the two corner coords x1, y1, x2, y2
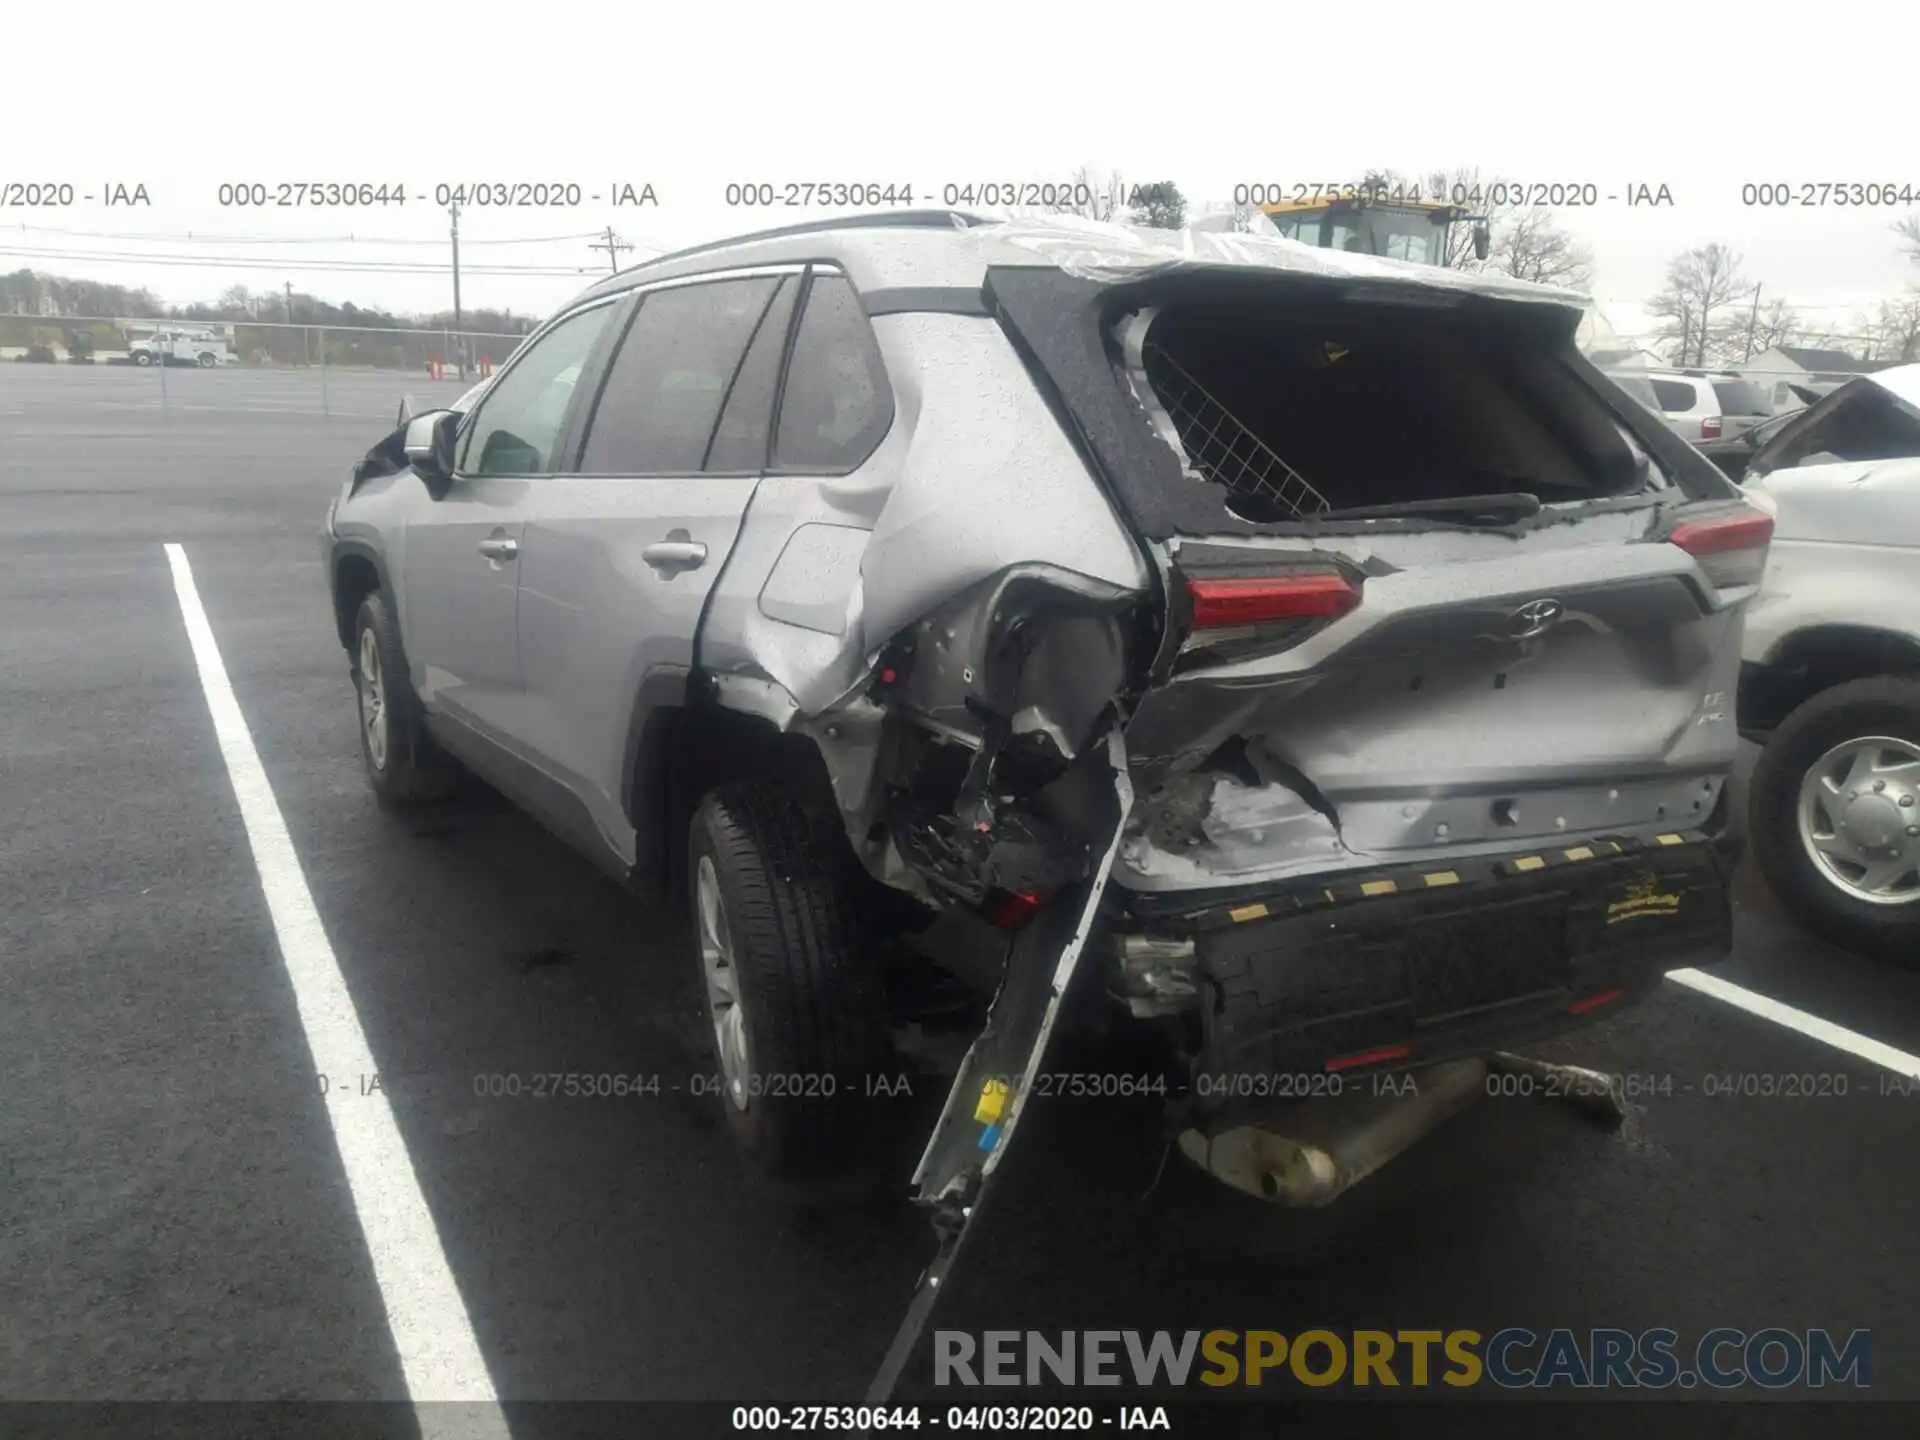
(1472, 221, 1491, 263)
(403, 409, 460, 490)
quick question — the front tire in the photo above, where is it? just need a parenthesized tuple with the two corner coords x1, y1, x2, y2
(687, 783, 891, 1186)
(351, 591, 458, 807)
(134, 352, 153, 366)
(1750, 677, 1920, 961)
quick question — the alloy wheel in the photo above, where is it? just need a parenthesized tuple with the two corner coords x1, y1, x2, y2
(695, 854, 753, 1110)
(357, 628, 388, 771)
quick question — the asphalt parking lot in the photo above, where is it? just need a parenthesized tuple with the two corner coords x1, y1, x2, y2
(4, 364, 1918, 1429)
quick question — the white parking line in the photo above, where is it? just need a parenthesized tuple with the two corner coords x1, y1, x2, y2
(164, 543, 510, 1435)
(1669, 967, 1920, 1076)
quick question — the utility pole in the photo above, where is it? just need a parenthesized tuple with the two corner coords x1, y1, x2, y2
(1744, 282, 1763, 362)
(449, 199, 466, 381)
(589, 226, 633, 274)
(285, 281, 293, 324)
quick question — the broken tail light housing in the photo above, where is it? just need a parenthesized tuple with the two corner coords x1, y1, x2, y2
(1668, 507, 1774, 590)
(1700, 415, 1723, 440)
(1185, 572, 1363, 628)
(1176, 568, 1363, 671)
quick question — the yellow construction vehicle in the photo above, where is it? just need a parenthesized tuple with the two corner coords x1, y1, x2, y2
(1259, 194, 1490, 268)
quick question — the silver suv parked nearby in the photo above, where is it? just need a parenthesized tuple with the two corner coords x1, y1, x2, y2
(1644, 370, 1773, 443)
(325, 212, 1767, 1214)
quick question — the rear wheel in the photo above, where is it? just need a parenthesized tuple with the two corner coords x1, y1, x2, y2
(197, 351, 216, 368)
(351, 591, 459, 807)
(687, 783, 891, 1187)
(1750, 677, 1920, 961)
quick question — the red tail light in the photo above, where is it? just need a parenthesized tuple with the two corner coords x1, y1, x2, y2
(1668, 507, 1774, 589)
(1184, 572, 1362, 628)
(1700, 415, 1722, 440)
(1670, 510, 1774, 556)
(986, 890, 1047, 931)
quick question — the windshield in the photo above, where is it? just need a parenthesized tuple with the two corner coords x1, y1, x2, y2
(1268, 205, 1446, 265)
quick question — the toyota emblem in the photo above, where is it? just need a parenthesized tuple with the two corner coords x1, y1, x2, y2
(1510, 598, 1564, 639)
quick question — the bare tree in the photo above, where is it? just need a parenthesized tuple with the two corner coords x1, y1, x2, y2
(1128, 181, 1187, 230)
(1487, 206, 1594, 289)
(1896, 213, 1920, 265)
(1044, 166, 1132, 223)
(1648, 244, 1755, 367)
(1870, 288, 1920, 363)
(1746, 296, 1801, 355)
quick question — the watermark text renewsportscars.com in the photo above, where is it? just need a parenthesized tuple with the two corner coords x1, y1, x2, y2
(935, 1328, 1871, 1390)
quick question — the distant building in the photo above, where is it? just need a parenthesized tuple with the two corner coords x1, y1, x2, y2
(1735, 345, 1890, 411)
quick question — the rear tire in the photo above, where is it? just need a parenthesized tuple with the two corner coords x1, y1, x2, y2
(351, 591, 459, 808)
(197, 351, 216, 368)
(687, 783, 891, 1188)
(1749, 676, 1920, 962)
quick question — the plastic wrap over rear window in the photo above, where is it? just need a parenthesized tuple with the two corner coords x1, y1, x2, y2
(970, 214, 1590, 309)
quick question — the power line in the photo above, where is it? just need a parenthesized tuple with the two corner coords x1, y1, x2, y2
(0, 245, 593, 277)
(4, 223, 607, 247)
(587, 226, 635, 274)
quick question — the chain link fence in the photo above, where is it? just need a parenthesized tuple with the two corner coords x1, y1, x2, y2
(1, 316, 529, 420)
(1, 314, 525, 371)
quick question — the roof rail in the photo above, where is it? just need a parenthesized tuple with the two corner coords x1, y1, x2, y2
(613, 209, 998, 278)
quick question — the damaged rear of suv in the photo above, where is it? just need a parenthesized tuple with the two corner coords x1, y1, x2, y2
(327, 213, 1764, 1229)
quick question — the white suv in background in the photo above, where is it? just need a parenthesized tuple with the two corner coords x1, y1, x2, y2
(1645, 371, 1773, 444)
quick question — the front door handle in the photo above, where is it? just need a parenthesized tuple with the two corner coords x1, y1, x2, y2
(642, 539, 708, 574)
(477, 536, 519, 561)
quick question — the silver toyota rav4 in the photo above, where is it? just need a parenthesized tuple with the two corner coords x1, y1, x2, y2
(324, 211, 1766, 1215)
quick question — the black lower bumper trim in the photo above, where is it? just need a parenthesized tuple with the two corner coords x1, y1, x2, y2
(1173, 836, 1732, 1088)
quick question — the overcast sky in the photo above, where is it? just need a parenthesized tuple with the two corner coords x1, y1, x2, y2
(8, 1, 1917, 346)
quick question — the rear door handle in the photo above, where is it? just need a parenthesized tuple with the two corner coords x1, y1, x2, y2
(477, 536, 519, 561)
(642, 539, 708, 573)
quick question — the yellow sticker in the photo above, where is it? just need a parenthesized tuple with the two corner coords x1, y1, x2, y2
(1514, 856, 1546, 872)
(1229, 903, 1269, 923)
(1564, 846, 1595, 861)
(1656, 834, 1686, 846)
(1607, 872, 1683, 924)
(1422, 871, 1461, 887)
(1360, 879, 1398, 896)
(974, 1079, 1009, 1125)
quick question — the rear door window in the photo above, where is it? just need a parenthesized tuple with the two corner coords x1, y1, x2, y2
(771, 272, 894, 472)
(576, 276, 783, 474)
(1649, 378, 1701, 413)
(1711, 379, 1770, 416)
(1611, 374, 1661, 409)
(705, 276, 800, 471)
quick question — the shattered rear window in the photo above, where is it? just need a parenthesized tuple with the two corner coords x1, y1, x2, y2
(1133, 297, 1656, 518)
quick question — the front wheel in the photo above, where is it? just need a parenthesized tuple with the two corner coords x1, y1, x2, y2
(687, 784, 891, 1186)
(1749, 676, 1920, 961)
(133, 352, 153, 366)
(351, 591, 458, 807)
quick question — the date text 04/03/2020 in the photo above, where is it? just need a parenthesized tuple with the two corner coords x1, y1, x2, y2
(729, 1405, 1172, 1432)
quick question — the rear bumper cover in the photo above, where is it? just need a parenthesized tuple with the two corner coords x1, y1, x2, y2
(1117, 829, 1734, 1090)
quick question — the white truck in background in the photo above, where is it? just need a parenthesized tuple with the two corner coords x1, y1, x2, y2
(128, 325, 238, 367)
